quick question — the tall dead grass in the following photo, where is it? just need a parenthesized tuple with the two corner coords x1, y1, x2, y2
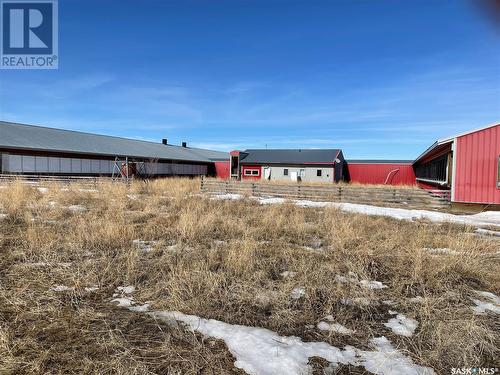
(0, 178, 498, 374)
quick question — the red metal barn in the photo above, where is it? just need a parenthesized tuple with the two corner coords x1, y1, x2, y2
(414, 123, 500, 207)
(214, 161, 230, 179)
(346, 160, 416, 185)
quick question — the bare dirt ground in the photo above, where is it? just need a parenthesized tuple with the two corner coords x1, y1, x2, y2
(0, 178, 498, 374)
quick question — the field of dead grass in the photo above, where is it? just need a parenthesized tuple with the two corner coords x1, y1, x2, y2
(0, 178, 498, 374)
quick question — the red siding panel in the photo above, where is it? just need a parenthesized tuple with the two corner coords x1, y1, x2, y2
(241, 165, 262, 180)
(214, 161, 230, 179)
(348, 163, 416, 185)
(454, 125, 500, 204)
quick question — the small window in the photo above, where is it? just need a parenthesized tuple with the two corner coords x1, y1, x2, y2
(244, 169, 259, 176)
(299, 169, 305, 177)
(284, 169, 288, 176)
(317, 169, 322, 177)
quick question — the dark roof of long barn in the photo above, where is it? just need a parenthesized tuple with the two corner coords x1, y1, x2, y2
(240, 149, 341, 164)
(0, 121, 229, 162)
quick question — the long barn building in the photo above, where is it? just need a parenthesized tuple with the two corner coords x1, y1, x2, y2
(1, 121, 498, 207)
(0, 121, 229, 177)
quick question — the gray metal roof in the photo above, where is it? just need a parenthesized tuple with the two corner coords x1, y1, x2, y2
(240, 149, 342, 164)
(0, 121, 229, 162)
(347, 159, 413, 164)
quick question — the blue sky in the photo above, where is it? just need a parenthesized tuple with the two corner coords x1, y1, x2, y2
(0, 0, 499, 158)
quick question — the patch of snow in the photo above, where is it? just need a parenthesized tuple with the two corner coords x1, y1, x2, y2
(0, 213, 7, 220)
(117, 285, 135, 294)
(129, 303, 150, 312)
(111, 297, 134, 307)
(359, 280, 387, 290)
(211, 194, 500, 228)
(132, 239, 156, 253)
(384, 314, 418, 337)
(127, 194, 139, 200)
(84, 286, 99, 292)
(37, 187, 49, 193)
(148, 310, 435, 375)
(409, 296, 424, 303)
(382, 300, 398, 306)
(335, 273, 387, 290)
(423, 247, 459, 255)
(470, 290, 500, 314)
(290, 287, 306, 300)
(474, 228, 500, 238)
(51, 285, 74, 292)
(67, 205, 87, 212)
(280, 271, 297, 278)
(211, 193, 243, 200)
(317, 321, 353, 335)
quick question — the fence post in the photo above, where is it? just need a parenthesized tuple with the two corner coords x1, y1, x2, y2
(338, 186, 342, 202)
(252, 182, 256, 196)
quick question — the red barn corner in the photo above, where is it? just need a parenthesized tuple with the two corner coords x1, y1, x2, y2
(414, 123, 500, 207)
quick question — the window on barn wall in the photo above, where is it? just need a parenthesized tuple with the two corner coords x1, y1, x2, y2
(317, 170, 322, 177)
(284, 169, 288, 176)
(244, 169, 259, 176)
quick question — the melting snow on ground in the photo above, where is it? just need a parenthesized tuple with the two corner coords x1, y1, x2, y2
(132, 239, 156, 253)
(280, 271, 297, 278)
(117, 285, 135, 294)
(109, 292, 436, 375)
(335, 272, 387, 290)
(67, 205, 87, 212)
(210, 194, 500, 228)
(474, 228, 500, 238)
(151, 310, 435, 375)
(290, 287, 306, 300)
(423, 247, 460, 255)
(384, 314, 418, 337)
(317, 315, 353, 335)
(50, 285, 74, 292)
(0, 213, 7, 220)
(470, 290, 500, 315)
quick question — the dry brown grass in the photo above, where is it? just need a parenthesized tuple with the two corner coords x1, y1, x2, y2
(0, 178, 498, 374)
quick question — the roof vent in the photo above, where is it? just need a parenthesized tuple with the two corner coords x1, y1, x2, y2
(182, 142, 187, 148)
(162, 138, 168, 145)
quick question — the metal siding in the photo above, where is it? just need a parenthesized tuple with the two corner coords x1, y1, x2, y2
(347, 163, 416, 185)
(241, 165, 262, 180)
(454, 125, 500, 204)
(214, 161, 230, 179)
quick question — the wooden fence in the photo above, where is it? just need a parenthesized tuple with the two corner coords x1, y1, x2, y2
(0, 174, 125, 187)
(201, 178, 451, 210)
